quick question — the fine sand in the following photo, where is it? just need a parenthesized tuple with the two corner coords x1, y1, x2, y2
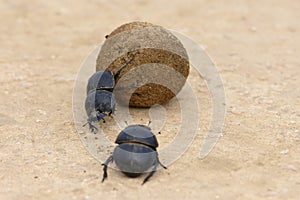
(0, 0, 299, 199)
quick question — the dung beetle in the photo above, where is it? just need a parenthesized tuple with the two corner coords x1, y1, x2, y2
(102, 124, 167, 185)
(83, 53, 137, 133)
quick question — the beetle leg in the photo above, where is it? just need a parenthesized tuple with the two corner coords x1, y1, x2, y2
(157, 157, 167, 169)
(88, 122, 98, 134)
(83, 118, 98, 134)
(96, 111, 107, 123)
(114, 51, 139, 80)
(142, 162, 158, 185)
(142, 157, 167, 185)
(101, 156, 113, 183)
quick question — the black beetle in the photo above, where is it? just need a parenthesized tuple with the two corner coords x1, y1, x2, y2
(83, 53, 137, 133)
(102, 124, 167, 185)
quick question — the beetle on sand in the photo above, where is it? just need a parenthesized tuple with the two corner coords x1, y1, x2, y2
(102, 123, 167, 185)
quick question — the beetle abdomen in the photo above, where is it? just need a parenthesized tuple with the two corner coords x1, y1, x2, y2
(85, 90, 116, 116)
(86, 70, 115, 94)
(113, 143, 157, 176)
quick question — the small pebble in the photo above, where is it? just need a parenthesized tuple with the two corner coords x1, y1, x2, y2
(51, 54, 57, 59)
(37, 109, 47, 115)
(286, 164, 297, 171)
(280, 149, 289, 154)
(84, 195, 90, 200)
(207, 132, 223, 138)
(250, 26, 257, 32)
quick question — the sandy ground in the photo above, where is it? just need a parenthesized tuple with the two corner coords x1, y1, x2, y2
(0, 0, 299, 199)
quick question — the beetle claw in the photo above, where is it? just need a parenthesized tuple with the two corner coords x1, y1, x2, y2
(89, 123, 98, 134)
(83, 121, 98, 134)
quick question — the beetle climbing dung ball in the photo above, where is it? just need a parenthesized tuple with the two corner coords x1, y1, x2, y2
(96, 22, 190, 107)
(84, 53, 140, 133)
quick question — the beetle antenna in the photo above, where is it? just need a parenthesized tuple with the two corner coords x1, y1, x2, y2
(124, 121, 128, 126)
(148, 120, 152, 126)
(114, 51, 139, 80)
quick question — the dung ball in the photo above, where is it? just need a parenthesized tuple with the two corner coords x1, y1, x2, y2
(96, 22, 189, 107)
